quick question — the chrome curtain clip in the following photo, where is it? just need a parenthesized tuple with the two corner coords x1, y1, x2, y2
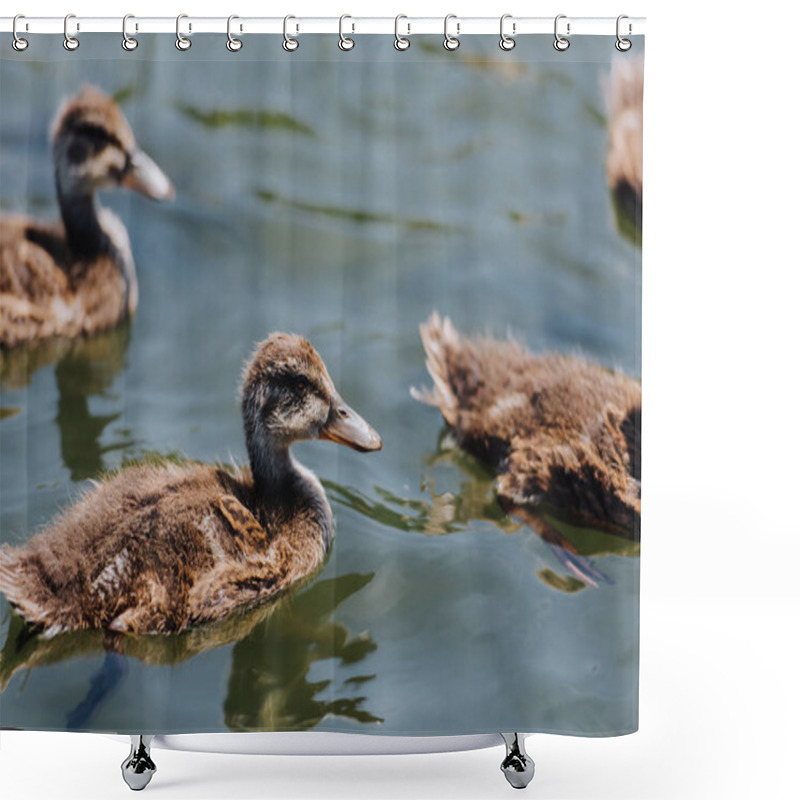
(554, 14, 570, 51)
(394, 14, 411, 51)
(444, 14, 460, 51)
(283, 15, 299, 51)
(616, 15, 632, 51)
(227, 15, 243, 52)
(339, 14, 355, 51)
(63, 13, 79, 51)
(176, 14, 191, 51)
(122, 14, 138, 51)
(499, 14, 516, 51)
(12, 14, 29, 52)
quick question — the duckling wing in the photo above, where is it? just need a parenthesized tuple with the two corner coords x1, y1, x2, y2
(497, 408, 641, 539)
(1, 215, 74, 345)
(185, 494, 325, 628)
(0, 215, 127, 345)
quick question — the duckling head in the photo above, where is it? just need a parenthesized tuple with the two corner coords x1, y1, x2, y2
(242, 334, 382, 486)
(51, 85, 174, 202)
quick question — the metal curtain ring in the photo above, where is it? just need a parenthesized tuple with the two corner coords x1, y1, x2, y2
(553, 14, 570, 51)
(227, 15, 242, 51)
(176, 14, 191, 50)
(339, 14, 354, 51)
(283, 15, 299, 51)
(394, 14, 410, 51)
(616, 15, 632, 51)
(122, 14, 138, 51)
(12, 14, 29, 52)
(443, 14, 460, 51)
(63, 14, 79, 51)
(499, 14, 515, 51)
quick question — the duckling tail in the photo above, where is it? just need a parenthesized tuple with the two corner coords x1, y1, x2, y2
(411, 311, 460, 428)
(0, 546, 54, 632)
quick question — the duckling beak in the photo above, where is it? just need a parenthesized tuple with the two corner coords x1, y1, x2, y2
(122, 150, 175, 201)
(320, 395, 382, 452)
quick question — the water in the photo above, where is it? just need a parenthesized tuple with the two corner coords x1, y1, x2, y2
(0, 35, 641, 736)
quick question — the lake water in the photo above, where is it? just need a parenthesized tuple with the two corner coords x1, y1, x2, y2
(0, 35, 641, 736)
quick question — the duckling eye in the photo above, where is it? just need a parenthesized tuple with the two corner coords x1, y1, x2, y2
(289, 375, 311, 392)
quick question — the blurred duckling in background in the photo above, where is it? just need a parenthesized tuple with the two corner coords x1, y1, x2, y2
(413, 312, 640, 586)
(0, 334, 381, 636)
(0, 85, 174, 347)
(606, 57, 644, 235)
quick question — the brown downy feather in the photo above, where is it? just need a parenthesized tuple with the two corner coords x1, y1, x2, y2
(0, 462, 323, 637)
(413, 312, 641, 538)
(1, 85, 173, 348)
(0, 334, 381, 636)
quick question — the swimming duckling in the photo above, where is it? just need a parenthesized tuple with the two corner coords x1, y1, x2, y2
(0, 85, 174, 348)
(0, 334, 381, 636)
(413, 313, 640, 580)
(606, 58, 644, 232)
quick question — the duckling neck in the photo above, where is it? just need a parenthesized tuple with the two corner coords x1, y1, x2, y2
(248, 440, 333, 549)
(56, 186, 111, 260)
(249, 442, 298, 494)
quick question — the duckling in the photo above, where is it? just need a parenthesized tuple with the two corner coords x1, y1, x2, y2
(412, 313, 640, 579)
(606, 57, 644, 231)
(0, 85, 174, 348)
(0, 334, 381, 636)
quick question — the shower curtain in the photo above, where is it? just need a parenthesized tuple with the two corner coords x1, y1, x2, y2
(0, 31, 643, 739)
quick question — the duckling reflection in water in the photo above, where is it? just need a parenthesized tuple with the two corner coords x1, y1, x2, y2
(0, 334, 381, 636)
(0, 85, 174, 347)
(413, 312, 640, 586)
(1, 324, 134, 481)
(1, 573, 380, 732)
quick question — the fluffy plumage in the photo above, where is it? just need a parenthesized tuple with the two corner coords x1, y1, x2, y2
(0, 86, 173, 347)
(413, 312, 641, 540)
(0, 334, 381, 636)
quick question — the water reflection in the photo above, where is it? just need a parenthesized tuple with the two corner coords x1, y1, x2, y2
(0, 325, 133, 480)
(225, 572, 381, 730)
(327, 431, 639, 592)
(1, 572, 379, 731)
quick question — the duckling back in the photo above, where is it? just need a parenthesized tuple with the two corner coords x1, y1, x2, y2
(414, 312, 641, 537)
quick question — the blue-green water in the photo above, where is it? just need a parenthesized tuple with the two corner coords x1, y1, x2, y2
(0, 35, 641, 736)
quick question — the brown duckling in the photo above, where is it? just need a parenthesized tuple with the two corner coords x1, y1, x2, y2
(606, 58, 644, 231)
(0, 334, 381, 636)
(413, 313, 640, 582)
(0, 86, 174, 348)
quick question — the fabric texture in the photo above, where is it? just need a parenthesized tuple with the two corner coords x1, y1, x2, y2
(0, 33, 643, 737)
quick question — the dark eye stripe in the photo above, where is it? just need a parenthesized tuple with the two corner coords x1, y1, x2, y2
(67, 121, 125, 154)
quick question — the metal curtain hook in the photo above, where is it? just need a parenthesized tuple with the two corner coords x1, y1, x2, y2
(339, 14, 355, 51)
(615, 14, 632, 51)
(12, 14, 29, 52)
(283, 15, 299, 51)
(63, 13, 79, 51)
(122, 14, 138, 51)
(499, 14, 516, 51)
(227, 15, 242, 51)
(443, 14, 460, 51)
(394, 14, 410, 51)
(176, 14, 191, 50)
(553, 14, 570, 51)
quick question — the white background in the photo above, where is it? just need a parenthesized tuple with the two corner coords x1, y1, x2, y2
(1, 1, 798, 798)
